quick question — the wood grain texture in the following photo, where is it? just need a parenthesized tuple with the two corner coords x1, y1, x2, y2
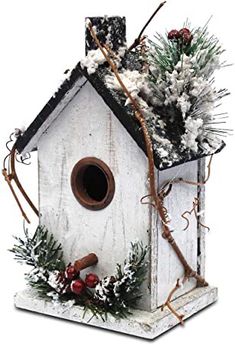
(38, 82, 153, 311)
(21, 77, 87, 155)
(197, 158, 206, 277)
(156, 161, 199, 306)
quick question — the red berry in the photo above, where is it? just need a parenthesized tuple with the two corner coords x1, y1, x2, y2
(179, 28, 191, 36)
(183, 34, 193, 43)
(182, 32, 193, 44)
(168, 30, 180, 40)
(85, 273, 100, 288)
(71, 279, 86, 295)
(65, 265, 77, 280)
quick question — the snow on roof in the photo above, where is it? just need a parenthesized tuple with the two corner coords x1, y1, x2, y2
(15, 16, 225, 170)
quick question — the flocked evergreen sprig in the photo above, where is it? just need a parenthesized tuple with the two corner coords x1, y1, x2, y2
(10, 226, 65, 270)
(92, 241, 148, 319)
(146, 20, 231, 154)
(10, 226, 148, 321)
(148, 20, 226, 77)
(10, 226, 66, 296)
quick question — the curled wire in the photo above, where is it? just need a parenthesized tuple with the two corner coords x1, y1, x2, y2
(140, 184, 173, 229)
(159, 182, 173, 198)
(3, 132, 15, 171)
(6, 132, 15, 152)
(181, 197, 210, 232)
(3, 130, 31, 170)
(140, 194, 155, 208)
(16, 152, 31, 166)
(160, 199, 171, 227)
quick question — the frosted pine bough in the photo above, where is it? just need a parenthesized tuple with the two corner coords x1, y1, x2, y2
(147, 25, 230, 154)
(94, 241, 148, 314)
(147, 23, 230, 154)
(10, 226, 148, 320)
(81, 21, 230, 166)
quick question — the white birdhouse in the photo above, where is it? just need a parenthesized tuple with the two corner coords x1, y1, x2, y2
(8, 15, 227, 339)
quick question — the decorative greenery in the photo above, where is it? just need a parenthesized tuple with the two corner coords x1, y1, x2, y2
(146, 20, 230, 154)
(10, 226, 148, 321)
(148, 20, 226, 77)
(10, 226, 66, 296)
(91, 241, 148, 319)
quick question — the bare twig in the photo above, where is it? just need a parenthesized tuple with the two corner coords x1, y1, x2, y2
(128, 1, 167, 51)
(10, 146, 39, 217)
(161, 279, 185, 325)
(2, 144, 39, 223)
(103, 44, 119, 61)
(2, 168, 30, 223)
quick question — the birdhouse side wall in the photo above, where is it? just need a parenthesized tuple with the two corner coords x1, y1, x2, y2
(153, 160, 204, 307)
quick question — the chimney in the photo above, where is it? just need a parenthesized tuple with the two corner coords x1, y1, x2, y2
(85, 16, 126, 54)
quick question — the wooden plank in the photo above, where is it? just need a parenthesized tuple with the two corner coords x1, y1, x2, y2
(15, 286, 218, 339)
(38, 81, 154, 311)
(197, 158, 206, 277)
(156, 161, 198, 306)
(149, 169, 159, 311)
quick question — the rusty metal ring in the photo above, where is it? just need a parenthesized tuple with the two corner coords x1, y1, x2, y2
(71, 157, 115, 211)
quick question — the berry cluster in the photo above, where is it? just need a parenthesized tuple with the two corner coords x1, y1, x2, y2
(168, 28, 193, 44)
(58, 265, 100, 296)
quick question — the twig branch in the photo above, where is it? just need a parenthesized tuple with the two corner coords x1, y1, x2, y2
(10, 146, 39, 217)
(161, 279, 185, 325)
(2, 145, 39, 223)
(128, 1, 167, 51)
(2, 168, 30, 223)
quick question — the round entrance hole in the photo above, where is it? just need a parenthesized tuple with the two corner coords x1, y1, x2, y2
(71, 157, 115, 210)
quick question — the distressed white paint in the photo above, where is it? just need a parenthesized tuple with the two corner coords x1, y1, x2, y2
(21, 77, 87, 155)
(38, 82, 154, 311)
(156, 161, 199, 306)
(15, 286, 218, 339)
(197, 158, 206, 277)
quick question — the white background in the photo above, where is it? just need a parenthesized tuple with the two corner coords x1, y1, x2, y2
(0, 0, 234, 343)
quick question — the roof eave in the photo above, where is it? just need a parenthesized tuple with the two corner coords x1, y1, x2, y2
(15, 64, 86, 154)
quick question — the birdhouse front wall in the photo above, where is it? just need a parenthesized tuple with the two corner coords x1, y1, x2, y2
(37, 81, 154, 311)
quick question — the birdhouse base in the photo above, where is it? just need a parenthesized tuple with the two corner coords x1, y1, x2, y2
(14, 286, 217, 339)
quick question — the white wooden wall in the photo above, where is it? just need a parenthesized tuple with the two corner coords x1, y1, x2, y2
(38, 82, 153, 311)
(197, 158, 206, 278)
(155, 162, 199, 306)
(37, 81, 203, 311)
